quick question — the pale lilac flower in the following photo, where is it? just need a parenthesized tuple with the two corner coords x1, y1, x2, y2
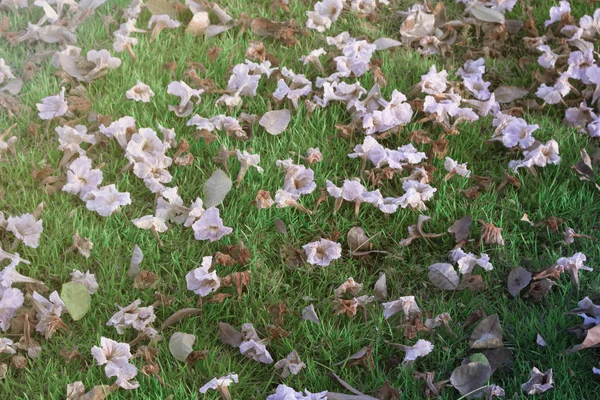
(132, 154, 173, 193)
(86, 184, 132, 217)
(273, 68, 313, 109)
(125, 81, 154, 103)
(326, 31, 353, 49)
(339, 40, 376, 77)
(239, 339, 273, 364)
(0, 58, 14, 84)
(399, 180, 436, 211)
(123, 0, 144, 19)
(501, 119, 538, 149)
(461, 94, 500, 117)
(31, 290, 66, 338)
(63, 156, 103, 200)
(36, 87, 68, 120)
(326, 179, 382, 206)
(537, 45, 559, 69)
(148, 14, 180, 29)
(191, 207, 233, 242)
(299, 48, 327, 71)
(457, 58, 486, 79)
(557, 252, 592, 288)
(536, 74, 571, 104)
(487, 0, 517, 13)
(580, 9, 600, 38)
(158, 124, 177, 148)
(418, 35, 442, 56)
(0, 262, 38, 290)
(564, 102, 596, 132)
(450, 248, 493, 274)
(444, 157, 471, 178)
(236, 150, 263, 185)
(306, 0, 343, 32)
(199, 374, 239, 394)
(274, 351, 306, 378)
(71, 270, 98, 294)
(0, 287, 24, 332)
(378, 197, 403, 214)
(283, 165, 316, 198)
(382, 296, 420, 320)
(588, 115, 600, 137)
(0, 337, 15, 354)
(303, 238, 342, 267)
(463, 75, 491, 100)
(56, 125, 96, 161)
(267, 384, 327, 400)
(545, 1, 571, 28)
(567, 49, 595, 84)
(387, 144, 427, 169)
(6, 214, 43, 248)
(131, 215, 168, 233)
(99, 116, 136, 150)
(186, 256, 220, 297)
(167, 81, 204, 117)
(184, 198, 205, 227)
(245, 60, 277, 77)
(400, 339, 434, 365)
(348, 136, 387, 168)
(420, 65, 448, 95)
(113, 33, 138, 54)
(512, 139, 561, 171)
(91, 337, 138, 390)
(107, 299, 155, 334)
(126, 128, 166, 161)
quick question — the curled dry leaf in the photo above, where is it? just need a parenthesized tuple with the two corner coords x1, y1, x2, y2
(218, 322, 242, 347)
(220, 270, 250, 298)
(161, 308, 201, 330)
(457, 274, 487, 292)
(334, 345, 374, 370)
(469, 314, 503, 349)
(507, 267, 532, 297)
(400, 215, 445, 246)
(448, 216, 472, 242)
(169, 332, 195, 362)
(572, 149, 600, 191)
(525, 278, 554, 301)
(203, 169, 232, 208)
(302, 304, 319, 324)
(566, 325, 600, 353)
(259, 109, 291, 135)
(428, 263, 459, 290)
(479, 220, 504, 245)
(521, 367, 553, 395)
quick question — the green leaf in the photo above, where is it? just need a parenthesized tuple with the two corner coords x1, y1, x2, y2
(61, 282, 91, 321)
(203, 169, 232, 208)
(469, 353, 490, 366)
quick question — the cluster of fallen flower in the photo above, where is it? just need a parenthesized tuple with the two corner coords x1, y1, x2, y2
(1, 0, 600, 398)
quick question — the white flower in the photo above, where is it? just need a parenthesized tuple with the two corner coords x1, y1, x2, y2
(420, 65, 448, 95)
(536, 74, 571, 104)
(105, 357, 139, 390)
(537, 45, 559, 69)
(56, 124, 96, 156)
(348, 136, 387, 168)
(186, 256, 220, 297)
(463, 75, 491, 100)
(501, 118, 538, 149)
(303, 239, 342, 267)
(86, 184, 132, 217)
(148, 14, 180, 29)
(282, 164, 316, 198)
(36, 88, 68, 120)
(399, 180, 436, 211)
(132, 215, 168, 232)
(6, 214, 43, 248)
(450, 248, 493, 274)
(126, 128, 166, 161)
(0, 337, 16, 354)
(31, 290, 66, 338)
(125, 80, 155, 102)
(91, 337, 138, 390)
(510, 140, 561, 171)
(71, 270, 98, 294)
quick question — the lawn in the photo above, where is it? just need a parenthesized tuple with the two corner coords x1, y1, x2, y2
(1, 0, 600, 399)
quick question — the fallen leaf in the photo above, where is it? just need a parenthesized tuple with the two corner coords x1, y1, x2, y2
(479, 220, 504, 245)
(133, 271, 158, 290)
(259, 109, 291, 135)
(457, 274, 487, 292)
(161, 308, 201, 330)
(567, 325, 600, 353)
(186, 12, 210, 36)
(218, 322, 242, 347)
(203, 169, 232, 208)
(493, 85, 529, 103)
(507, 267, 532, 297)
(146, 0, 177, 18)
(373, 38, 402, 50)
(169, 332, 195, 362)
(302, 304, 320, 324)
(128, 244, 143, 278)
(222, 241, 252, 265)
(448, 216, 472, 242)
(374, 273, 387, 301)
(481, 348, 513, 374)
(268, 301, 288, 326)
(469, 314, 503, 349)
(61, 282, 91, 321)
(334, 346, 374, 370)
(525, 278, 554, 301)
(274, 219, 287, 235)
(428, 263, 459, 290)
(464, 309, 486, 330)
(470, 5, 506, 24)
(536, 333, 547, 347)
(400, 215, 445, 246)
(450, 360, 492, 397)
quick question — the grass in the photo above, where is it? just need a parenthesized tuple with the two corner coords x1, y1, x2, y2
(1, 0, 600, 399)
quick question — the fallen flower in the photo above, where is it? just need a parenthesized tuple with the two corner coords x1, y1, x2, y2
(303, 238, 342, 266)
(186, 256, 220, 297)
(125, 80, 155, 103)
(199, 373, 238, 399)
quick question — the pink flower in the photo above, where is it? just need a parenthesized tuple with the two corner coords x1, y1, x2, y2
(86, 184, 132, 217)
(186, 256, 220, 297)
(36, 87, 68, 120)
(303, 238, 342, 266)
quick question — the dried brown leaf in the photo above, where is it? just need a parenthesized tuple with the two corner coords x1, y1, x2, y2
(507, 267, 532, 297)
(448, 216, 472, 242)
(428, 263, 459, 290)
(161, 308, 201, 330)
(220, 271, 250, 298)
(469, 314, 503, 349)
(218, 322, 242, 347)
